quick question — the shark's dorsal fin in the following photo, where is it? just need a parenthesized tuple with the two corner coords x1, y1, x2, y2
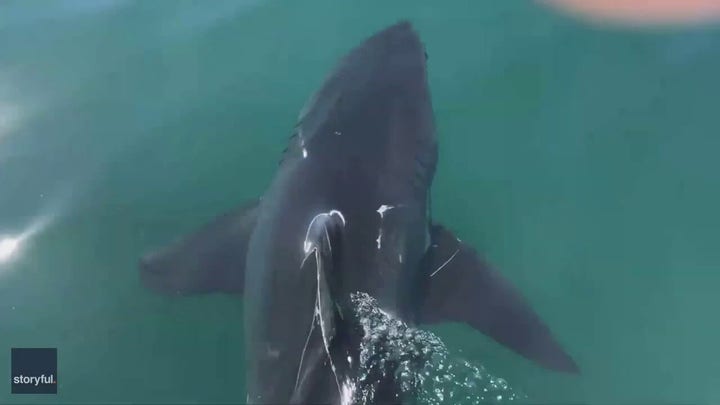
(291, 210, 355, 404)
(419, 223, 580, 374)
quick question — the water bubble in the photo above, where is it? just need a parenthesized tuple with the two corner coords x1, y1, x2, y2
(349, 292, 527, 404)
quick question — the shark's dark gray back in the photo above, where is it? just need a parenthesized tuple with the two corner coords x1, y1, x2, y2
(244, 21, 439, 404)
(282, 20, 437, 199)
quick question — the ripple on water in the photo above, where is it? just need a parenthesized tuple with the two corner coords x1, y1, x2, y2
(350, 292, 527, 405)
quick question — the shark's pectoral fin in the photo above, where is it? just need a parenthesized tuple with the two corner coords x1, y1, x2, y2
(418, 223, 580, 374)
(139, 198, 260, 295)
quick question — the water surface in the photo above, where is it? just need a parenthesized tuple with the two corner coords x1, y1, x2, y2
(1, 1, 720, 403)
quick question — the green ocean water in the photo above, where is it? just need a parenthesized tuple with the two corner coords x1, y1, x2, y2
(1, 0, 719, 403)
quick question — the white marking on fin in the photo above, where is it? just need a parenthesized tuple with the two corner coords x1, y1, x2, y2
(398, 254, 403, 263)
(303, 210, 346, 255)
(296, 208, 349, 395)
(300, 209, 349, 398)
(376, 204, 396, 218)
(430, 248, 460, 277)
(296, 239, 343, 397)
(300, 251, 313, 268)
(329, 210, 346, 226)
(334, 130, 342, 136)
(376, 231, 382, 249)
(302, 148, 308, 158)
(303, 214, 324, 254)
(294, 298, 318, 392)
(314, 248, 342, 396)
(324, 226, 331, 253)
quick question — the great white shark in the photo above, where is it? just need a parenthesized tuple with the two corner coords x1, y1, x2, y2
(139, 20, 579, 404)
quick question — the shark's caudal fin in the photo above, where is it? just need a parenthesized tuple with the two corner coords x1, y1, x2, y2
(138, 198, 259, 295)
(418, 223, 580, 374)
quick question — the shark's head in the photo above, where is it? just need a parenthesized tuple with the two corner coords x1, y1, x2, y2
(289, 20, 438, 200)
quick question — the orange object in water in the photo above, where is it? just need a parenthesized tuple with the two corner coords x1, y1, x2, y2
(541, 0, 720, 25)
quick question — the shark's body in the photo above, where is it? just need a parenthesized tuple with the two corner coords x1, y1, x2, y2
(140, 21, 579, 405)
